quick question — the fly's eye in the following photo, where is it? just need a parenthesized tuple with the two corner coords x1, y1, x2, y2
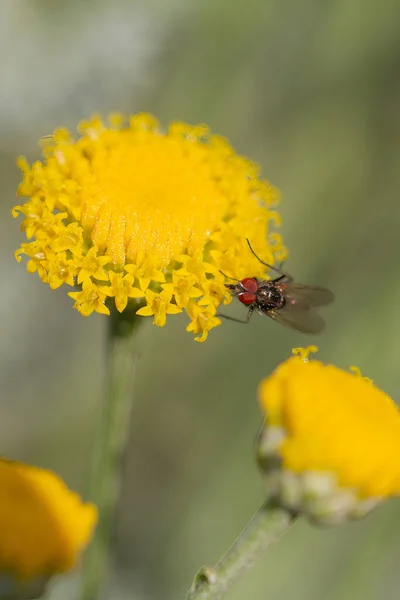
(240, 277, 258, 293)
(238, 291, 256, 305)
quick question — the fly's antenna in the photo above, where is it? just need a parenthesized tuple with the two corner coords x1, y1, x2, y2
(219, 269, 237, 282)
(246, 238, 287, 278)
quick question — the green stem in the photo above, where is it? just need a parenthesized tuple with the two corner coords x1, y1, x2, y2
(81, 309, 141, 600)
(186, 501, 295, 600)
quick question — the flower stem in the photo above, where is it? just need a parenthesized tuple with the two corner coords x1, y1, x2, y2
(81, 309, 141, 600)
(186, 500, 295, 600)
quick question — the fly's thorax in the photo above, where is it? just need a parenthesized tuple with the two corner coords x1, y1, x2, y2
(257, 282, 285, 311)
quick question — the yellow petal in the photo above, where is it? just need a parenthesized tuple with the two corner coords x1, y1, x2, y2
(166, 304, 182, 315)
(136, 306, 154, 317)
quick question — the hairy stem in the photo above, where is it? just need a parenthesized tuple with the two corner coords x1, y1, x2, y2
(186, 500, 295, 600)
(81, 309, 141, 600)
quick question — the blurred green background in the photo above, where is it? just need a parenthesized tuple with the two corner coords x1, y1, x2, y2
(1, 0, 400, 599)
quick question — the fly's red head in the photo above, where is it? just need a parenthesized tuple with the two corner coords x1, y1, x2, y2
(237, 277, 258, 305)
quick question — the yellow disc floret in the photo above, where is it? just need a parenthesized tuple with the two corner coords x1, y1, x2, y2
(14, 113, 285, 341)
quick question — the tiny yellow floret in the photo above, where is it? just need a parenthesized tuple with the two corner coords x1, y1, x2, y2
(136, 289, 182, 327)
(0, 459, 97, 582)
(292, 345, 319, 361)
(14, 113, 285, 341)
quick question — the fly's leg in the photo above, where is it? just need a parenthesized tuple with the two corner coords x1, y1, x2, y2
(217, 305, 255, 324)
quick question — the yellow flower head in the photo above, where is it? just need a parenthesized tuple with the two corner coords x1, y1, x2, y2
(0, 459, 97, 596)
(257, 347, 400, 524)
(14, 113, 285, 341)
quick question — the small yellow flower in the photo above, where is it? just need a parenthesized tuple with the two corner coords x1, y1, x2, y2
(75, 246, 110, 285)
(0, 458, 96, 596)
(136, 289, 182, 327)
(14, 113, 285, 341)
(186, 303, 222, 342)
(51, 223, 84, 256)
(102, 271, 144, 313)
(12, 198, 67, 240)
(198, 272, 232, 308)
(257, 348, 400, 524)
(162, 270, 202, 308)
(47, 251, 78, 289)
(124, 260, 166, 292)
(15, 241, 50, 282)
(68, 281, 110, 316)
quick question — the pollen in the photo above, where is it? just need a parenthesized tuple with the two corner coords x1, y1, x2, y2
(14, 113, 285, 341)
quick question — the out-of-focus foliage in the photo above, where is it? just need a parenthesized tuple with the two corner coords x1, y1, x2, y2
(1, 1, 399, 599)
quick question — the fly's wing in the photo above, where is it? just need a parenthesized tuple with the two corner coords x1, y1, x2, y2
(281, 283, 335, 307)
(265, 304, 326, 334)
(260, 282, 333, 333)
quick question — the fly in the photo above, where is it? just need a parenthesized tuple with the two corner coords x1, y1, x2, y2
(220, 239, 334, 334)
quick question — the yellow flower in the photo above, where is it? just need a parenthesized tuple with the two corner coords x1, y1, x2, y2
(257, 347, 400, 524)
(14, 113, 285, 341)
(162, 270, 202, 308)
(47, 251, 78, 289)
(136, 289, 182, 326)
(101, 271, 143, 313)
(125, 260, 166, 292)
(0, 458, 96, 597)
(186, 303, 222, 342)
(68, 281, 110, 316)
(75, 246, 110, 285)
(15, 241, 50, 282)
(198, 272, 232, 307)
